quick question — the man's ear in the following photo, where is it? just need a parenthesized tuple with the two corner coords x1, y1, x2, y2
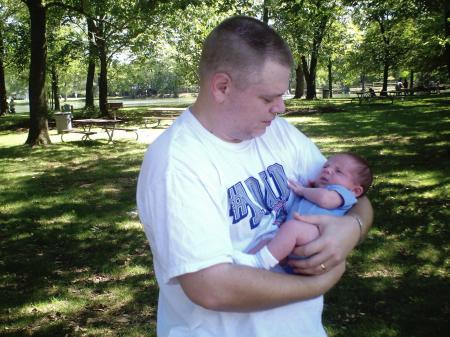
(211, 72, 231, 103)
(352, 185, 364, 198)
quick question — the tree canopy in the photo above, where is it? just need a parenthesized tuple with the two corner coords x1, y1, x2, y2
(1, 0, 448, 145)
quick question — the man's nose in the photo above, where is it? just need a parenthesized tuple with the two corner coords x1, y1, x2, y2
(270, 97, 285, 115)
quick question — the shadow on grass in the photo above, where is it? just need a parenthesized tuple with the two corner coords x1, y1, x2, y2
(0, 141, 157, 336)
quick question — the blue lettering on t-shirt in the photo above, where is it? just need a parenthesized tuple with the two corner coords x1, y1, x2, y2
(227, 164, 290, 230)
(259, 164, 289, 209)
(244, 177, 270, 213)
(228, 182, 267, 229)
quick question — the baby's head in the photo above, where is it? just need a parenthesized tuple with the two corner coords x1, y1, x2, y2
(317, 153, 373, 197)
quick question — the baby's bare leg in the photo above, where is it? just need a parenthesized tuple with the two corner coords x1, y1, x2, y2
(247, 238, 272, 254)
(267, 220, 320, 262)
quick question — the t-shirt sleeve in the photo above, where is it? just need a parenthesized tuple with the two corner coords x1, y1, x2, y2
(326, 184, 357, 210)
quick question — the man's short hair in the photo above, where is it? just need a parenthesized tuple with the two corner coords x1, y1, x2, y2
(199, 16, 293, 87)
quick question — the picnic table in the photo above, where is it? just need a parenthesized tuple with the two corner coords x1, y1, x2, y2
(354, 90, 396, 105)
(61, 118, 138, 143)
(143, 107, 186, 128)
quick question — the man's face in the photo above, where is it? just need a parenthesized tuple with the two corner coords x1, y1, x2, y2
(317, 155, 360, 192)
(222, 60, 290, 142)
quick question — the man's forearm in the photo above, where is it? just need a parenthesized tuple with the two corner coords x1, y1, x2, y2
(178, 262, 345, 312)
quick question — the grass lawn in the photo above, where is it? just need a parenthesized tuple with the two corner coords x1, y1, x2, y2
(1, 94, 449, 336)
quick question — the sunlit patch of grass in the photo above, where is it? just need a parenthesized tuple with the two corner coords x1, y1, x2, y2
(20, 297, 88, 316)
(118, 219, 142, 230)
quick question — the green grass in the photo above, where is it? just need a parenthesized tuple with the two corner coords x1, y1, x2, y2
(1, 94, 449, 336)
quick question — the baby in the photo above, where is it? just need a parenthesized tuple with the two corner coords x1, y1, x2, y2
(244, 152, 373, 270)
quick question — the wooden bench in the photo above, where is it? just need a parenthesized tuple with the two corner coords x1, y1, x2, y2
(103, 126, 139, 141)
(354, 91, 395, 105)
(143, 116, 177, 128)
(60, 129, 97, 142)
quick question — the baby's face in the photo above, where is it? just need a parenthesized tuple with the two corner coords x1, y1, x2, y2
(317, 155, 360, 192)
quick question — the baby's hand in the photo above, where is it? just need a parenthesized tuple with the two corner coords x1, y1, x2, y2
(288, 179, 305, 196)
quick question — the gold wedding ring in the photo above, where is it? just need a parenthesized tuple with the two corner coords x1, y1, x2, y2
(320, 263, 326, 271)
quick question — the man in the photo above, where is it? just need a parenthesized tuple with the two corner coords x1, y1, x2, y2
(137, 16, 373, 337)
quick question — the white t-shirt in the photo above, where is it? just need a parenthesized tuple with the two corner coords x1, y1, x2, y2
(137, 109, 327, 337)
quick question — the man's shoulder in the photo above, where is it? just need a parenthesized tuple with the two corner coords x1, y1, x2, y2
(148, 113, 202, 152)
(145, 113, 216, 171)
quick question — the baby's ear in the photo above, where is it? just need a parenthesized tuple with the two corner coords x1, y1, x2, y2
(353, 185, 364, 197)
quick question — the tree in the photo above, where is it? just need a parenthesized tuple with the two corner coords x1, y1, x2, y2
(23, 0, 51, 146)
(21, 0, 86, 145)
(0, 25, 7, 115)
(0, 1, 26, 115)
(411, 0, 450, 81)
(344, 28, 378, 90)
(84, 16, 96, 109)
(273, 0, 342, 99)
(351, 0, 422, 94)
(47, 10, 84, 111)
(159, 3, 235, 86)
(319, 14, 350, 97)
(79, 0, 182, 116)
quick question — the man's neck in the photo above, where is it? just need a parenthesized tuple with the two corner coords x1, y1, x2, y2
(190, 101, 241, 143)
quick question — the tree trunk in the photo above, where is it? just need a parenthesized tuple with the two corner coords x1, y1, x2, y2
(294, 63, 304, 99)
(381, 61, 389, 96)
(85, 17, 96, 109)
(97, 21, 108, 117)
(51, 64, 61, 111)
(263, 0, 269, 24)
(409, 71, 414, 95)
(302, 54, 317, 100)
(377, 19, 390, 96)
(301, 14, 328, 100)
(0, 27, 8, 116)
(25, 0, 51, 146)
(263, 8, 269, 23)
(360, 73, 366, 91)
(327, 60, 332, 98)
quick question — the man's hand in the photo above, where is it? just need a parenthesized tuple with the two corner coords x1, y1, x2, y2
(288, 196, 373, 275)
(287, 213, 360, 275)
